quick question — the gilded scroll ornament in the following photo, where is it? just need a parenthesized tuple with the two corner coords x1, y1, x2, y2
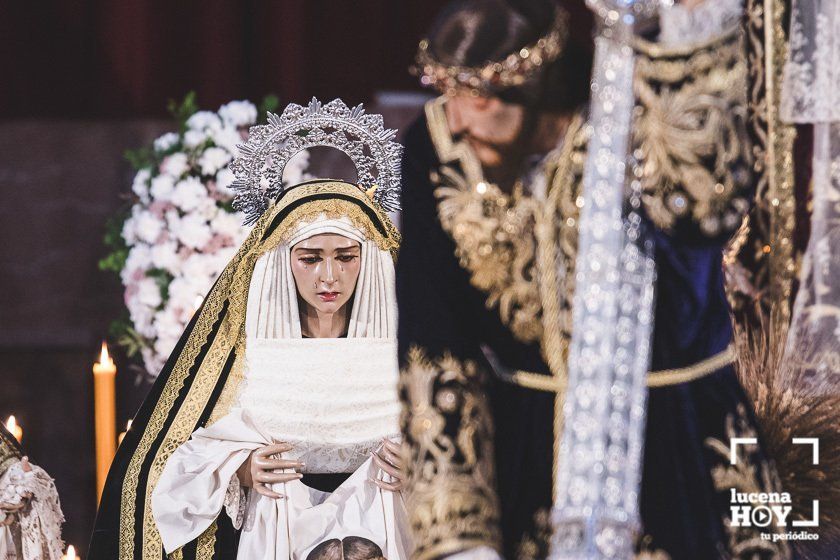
(399, 346, 501, 560)
(633, 26, 753, 237)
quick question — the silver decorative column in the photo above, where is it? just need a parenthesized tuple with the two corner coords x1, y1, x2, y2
(550, 2, 659, 558)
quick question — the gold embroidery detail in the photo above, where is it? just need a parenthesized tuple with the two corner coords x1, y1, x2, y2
(119, 180, 400, 558)
(427, 97, 586, 350)
(705, 405, 792, 559)
(269, 187, 401, 259)
(634, 26, 753, 237)
(400, 346, 501, 560)
(727, 0, 797, 320)
(196, 521, 217, 560)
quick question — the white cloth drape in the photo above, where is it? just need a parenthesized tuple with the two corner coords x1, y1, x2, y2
(781, 0, 840, 391)
(153, 411, 410, 560)
(152, 214, 408, 558)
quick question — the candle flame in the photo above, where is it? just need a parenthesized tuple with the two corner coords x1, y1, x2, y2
(126, 419, 133, 431)
(65, 545, 77, 559)
(98, 341, 114, 367)
(5, 415, 16, 432)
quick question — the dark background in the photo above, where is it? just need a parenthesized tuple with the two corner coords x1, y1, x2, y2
(0, 1, 447, 555)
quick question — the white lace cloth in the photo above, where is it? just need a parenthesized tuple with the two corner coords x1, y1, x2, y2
(0, 460, 64, 560)
(152, 410, 411, 560)
(781, 0, 840, 390)
(236, 337, 401, 473)
(781, 0, 840, 122)
(658, 0, 743, 45)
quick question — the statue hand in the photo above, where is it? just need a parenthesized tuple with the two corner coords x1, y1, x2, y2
(371, 438, 405, 492)
(237, 443, 303, 499)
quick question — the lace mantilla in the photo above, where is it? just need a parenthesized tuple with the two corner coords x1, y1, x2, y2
(658, 0, 743, 46)
(236, 337, 401, 473)
(780, 0, 840, 122)
(0, 460, 65, 560)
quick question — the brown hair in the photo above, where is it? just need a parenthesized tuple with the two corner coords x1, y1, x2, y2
(425, 0, 594, 112)
(306, 537, 386, 560)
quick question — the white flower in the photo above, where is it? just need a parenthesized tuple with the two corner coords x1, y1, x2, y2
(123, 244, 152, 277)
(153, 308, 184, 340)
(210, 126, 242, 155)
(171, 176, 206, 212)
(218, 100, 257, 128)
(215, 167, 236, 196)
(150, 242, 181, 275)
(153, 132, 180, 152)
(136, 277, 163, 309)
(210, 211, 242, 238)
(196, 198, 219, 221)
(131, 169, 151, 202)
(165, 209, 181, 232)
(175, 213, 212, 249)
(149, 174, 176, 202)
(186, 111, 222, 132)
(198, 146, 232, 176)
(160, 153, 190, 178)
(122, 217, 138, 244)
(134, 210, 164, 244)
(183, 129, 208, 149)
(129, 303, 155, 338)
(153, 336, 178, 362)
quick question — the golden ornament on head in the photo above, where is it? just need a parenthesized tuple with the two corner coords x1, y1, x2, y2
(411, 7, 568, 96)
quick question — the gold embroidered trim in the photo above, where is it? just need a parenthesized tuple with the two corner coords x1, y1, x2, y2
(511, 344, 736, 392)
(727, 0, 797, 321)
(705, 405, 792, 559)
(268, 183, 401, 259)
(119, 180, 399, 559)
(400, 346, 501, 560)
(633, 24, 753, 237)
(196, 521, 217, 560)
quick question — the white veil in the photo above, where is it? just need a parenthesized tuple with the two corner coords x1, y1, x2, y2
(245, 215, 397, 340)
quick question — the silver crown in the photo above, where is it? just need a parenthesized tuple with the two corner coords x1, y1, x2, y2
(229, 98, 402, 225)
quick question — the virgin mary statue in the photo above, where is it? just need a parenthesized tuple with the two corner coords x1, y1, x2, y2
(89, 99, 410, 560)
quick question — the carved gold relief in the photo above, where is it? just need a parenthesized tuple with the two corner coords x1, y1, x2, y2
(399, 346, 501, 560)
(705, 405, 792, 559)
(634, 26, 753, 237)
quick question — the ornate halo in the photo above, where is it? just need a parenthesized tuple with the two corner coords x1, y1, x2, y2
(229, 98, 403, 225)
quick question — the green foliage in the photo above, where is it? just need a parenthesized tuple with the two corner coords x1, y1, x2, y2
(258, 94, 280, 120)
(124, 146, 156, 171)
(108, 316, 148, 358)
(168, 91, 200, 133)
(99, 209, 130, 273)
(146, 268, 174, 305)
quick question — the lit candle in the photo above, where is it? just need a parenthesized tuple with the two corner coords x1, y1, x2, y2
(118, 419, 133, 445)
(93, 341, 117, 503)
(62, 544, 79, 560)
(4, 415, 22, 443)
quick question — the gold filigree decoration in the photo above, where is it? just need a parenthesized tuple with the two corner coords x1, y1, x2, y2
(705, 405, 792, 559)
(399, 346, 501, 560)
(726, 0, 797, 322)
(634, 26, 753, 237)
(268, 184, 401, 259)
(118, 180, 400, 559)
(516, 508, 553, 560)
(426, 98, 586, 348)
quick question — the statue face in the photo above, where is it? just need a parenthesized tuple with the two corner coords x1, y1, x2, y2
(290, 234, 362, 316)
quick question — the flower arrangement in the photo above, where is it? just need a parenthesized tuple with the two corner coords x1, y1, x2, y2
(101, 93, 309, 377)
